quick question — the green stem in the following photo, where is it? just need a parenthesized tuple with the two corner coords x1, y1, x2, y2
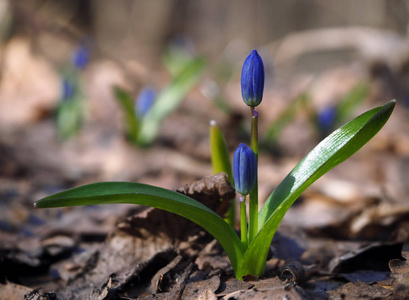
(249, 107, 259, 243)
(240, 196, 248, 248)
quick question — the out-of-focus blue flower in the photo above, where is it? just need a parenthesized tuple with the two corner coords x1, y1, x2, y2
(61, 78, 75, 100)
(136, 88, 156, 116)
(403, 94, 409, 109)
(233, 143, 257, 196)
(72, 45, 89, 69)
(317, 106, 337, 132)
(241, 49, 264, 107)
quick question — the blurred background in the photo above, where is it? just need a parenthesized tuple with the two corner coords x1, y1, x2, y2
(2, 0, 409, 254)
(3, 0, 409, 296)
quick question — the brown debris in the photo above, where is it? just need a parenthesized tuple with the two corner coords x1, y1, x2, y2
(216, 278, 254, 297)
(220, 276, 307, 300)
(329, 242, 403, 274)
(176, 172, 235, 217)
(182, 270, 221, 300)
(151, 255, 184, 293)
(195, 288, 217, 300)
(327, 280, 393, 299)
(350, 203, 409, 239)
(279, 260, 305, 283)
(389, 242, 409, 289)
(0, 281, 33, 300)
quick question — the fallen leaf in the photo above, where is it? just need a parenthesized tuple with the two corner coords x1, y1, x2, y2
(326, 280, 392, 299)
(0, 281, 32, 300)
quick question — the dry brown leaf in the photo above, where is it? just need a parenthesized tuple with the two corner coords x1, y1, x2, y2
(182, 271, 221, 300)
(327, 280, 392, 299)
(350, 203, 409, 237)
(389, 242, 409, 288)
(176, 172, 235, 216)
(0, 281, 32, 300)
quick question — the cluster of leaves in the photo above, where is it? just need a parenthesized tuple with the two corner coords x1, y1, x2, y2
(114, 49, 206, 147)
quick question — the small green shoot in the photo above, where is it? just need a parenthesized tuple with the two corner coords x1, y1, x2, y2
(56, 71, 85, 140)
(114, 86, 141, 143)
(209, 120, 235, 226)
(113, 56, 206, 147)
(56, 44, 89, 140)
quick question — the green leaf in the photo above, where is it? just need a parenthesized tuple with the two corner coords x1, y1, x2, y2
(137, 57, 206, 146)
(210, 121, 233, 183)
(209, 121, 235, 226)
(34, 182, 244, 273)
(56, 69, 85, 140)
(236, 100, 396, 279)
(56, 98, 83, 140)
(162, 45, 194, 78)
(113, 86, 140, 143)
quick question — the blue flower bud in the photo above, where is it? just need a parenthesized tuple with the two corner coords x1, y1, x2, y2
(233, 143, 257, 196)
(241, 49, 265, 107)
(72, 45, 89, 69)
(136, 88, 156, 116)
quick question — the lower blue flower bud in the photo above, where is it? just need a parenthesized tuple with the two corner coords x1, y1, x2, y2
(233, 143, 257, 196)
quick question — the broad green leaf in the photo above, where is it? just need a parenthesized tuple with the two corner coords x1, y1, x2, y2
(137, 57, 206, 146)
(34, 182, 244, 273)
(113, 86, 140, 143)
(209, 121, 235, 226)
(236, 100, 396, 279)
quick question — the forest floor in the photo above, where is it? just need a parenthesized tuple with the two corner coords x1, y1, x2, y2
(2, 35, 409, 299)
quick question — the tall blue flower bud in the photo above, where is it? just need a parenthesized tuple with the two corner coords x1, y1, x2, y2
(233, 143, 257, 196)
(136, 87, 156, 116)
(241, 49, 265, 107)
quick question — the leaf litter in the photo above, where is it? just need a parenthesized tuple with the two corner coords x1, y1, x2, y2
(2, 174, 408, 299)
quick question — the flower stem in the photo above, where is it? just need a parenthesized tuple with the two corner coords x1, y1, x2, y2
(249, 107, 259, 243)
(240, 195, 248, 248)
